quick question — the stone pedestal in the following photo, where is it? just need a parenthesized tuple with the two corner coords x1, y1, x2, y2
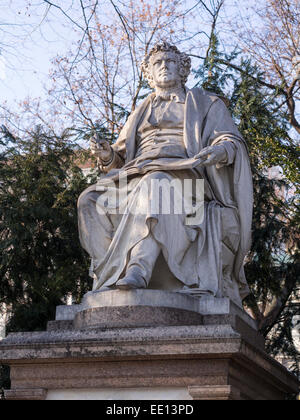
(0, 290, 298, 400)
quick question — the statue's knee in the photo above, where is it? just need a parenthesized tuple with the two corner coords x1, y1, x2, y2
(141, 171, 169, 186)
(149, 171, 167, 180)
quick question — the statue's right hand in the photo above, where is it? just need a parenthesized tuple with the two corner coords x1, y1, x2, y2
(90, 136, 113, 162)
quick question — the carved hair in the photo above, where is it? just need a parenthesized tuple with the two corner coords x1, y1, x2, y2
(140, 41, 191, 88)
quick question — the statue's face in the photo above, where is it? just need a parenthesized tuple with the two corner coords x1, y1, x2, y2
(150, 51, 181, 89)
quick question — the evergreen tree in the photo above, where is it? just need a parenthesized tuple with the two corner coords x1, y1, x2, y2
(0, 127, 94, 333)
(194, 36, 300, 375)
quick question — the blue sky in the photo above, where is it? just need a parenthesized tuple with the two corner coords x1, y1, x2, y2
(0, 0, 254, 108)
(1, 0, 297, 124)
(0, 0, 77, 106)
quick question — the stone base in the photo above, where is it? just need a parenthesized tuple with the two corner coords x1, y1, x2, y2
(53, 290, 264, 350)
(0, 291, 298, 400)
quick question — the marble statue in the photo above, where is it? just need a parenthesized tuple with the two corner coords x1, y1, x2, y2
(78, 42, 253, 307)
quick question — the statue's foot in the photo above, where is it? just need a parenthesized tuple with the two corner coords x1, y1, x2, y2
(115, 275, 147, 290)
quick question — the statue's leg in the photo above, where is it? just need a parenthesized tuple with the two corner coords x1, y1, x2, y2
(115, 235, 161, 290)
(221, 207, 242, 306)
(79, 171, 197, 291)
(77, 186, 120, 276)
(115, 169, 196, 291)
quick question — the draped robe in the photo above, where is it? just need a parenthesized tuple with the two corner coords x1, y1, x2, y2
(78, 87, 253, 306)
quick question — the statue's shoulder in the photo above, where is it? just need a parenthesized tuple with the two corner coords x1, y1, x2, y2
(133, 94, 154, 113)
(189, 87, 230, 108)
(124, 94, 153, 127)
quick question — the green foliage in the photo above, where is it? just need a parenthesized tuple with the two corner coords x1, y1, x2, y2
(194, 37, 300, 374)
(72, 124, 116, 144)
(0, 127, 94, 333)
(0, 364, 10, 399)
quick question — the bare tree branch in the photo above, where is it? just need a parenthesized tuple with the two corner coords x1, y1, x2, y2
(42, 0, 85, 31)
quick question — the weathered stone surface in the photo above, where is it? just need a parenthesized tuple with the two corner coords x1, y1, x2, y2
(56, 304, 82, 321)
(76, 289, 204, 330)
(0, 323, 298, 400)
(0, 324, 240, 351)
(47, 320, 74, 332)
(4, 389, 47, 401)
(0, 292, 298, 400)
(80, 289, 200, 313)
(196, 295, 258, 330)
(52, 291, 263, 348)
(60, 290, 258, 329)
(74, 305, 203, 329)
(188, 385, 241, 400)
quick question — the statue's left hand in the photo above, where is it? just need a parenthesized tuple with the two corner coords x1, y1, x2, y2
(194, 144, 227, 166)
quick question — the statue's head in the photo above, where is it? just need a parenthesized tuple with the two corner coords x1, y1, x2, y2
(141, 42, 191, 90)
